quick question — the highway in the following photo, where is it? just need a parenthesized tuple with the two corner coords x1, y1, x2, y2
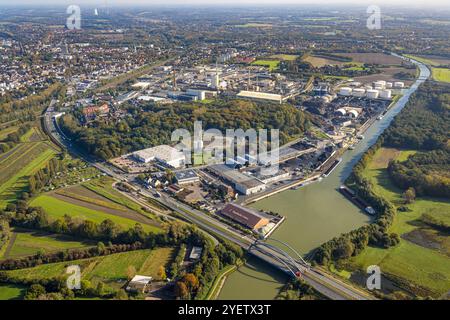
(42, 102, 376, 300)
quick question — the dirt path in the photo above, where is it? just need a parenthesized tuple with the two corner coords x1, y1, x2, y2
(2, 232, 17, 259)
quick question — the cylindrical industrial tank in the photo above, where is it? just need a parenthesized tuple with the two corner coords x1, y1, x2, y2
(339, 87, 353, 96)
(380, 90, 392, 99)
(366, 89, 379, 99)
(348, 109, 359, 118)
(394, 82, 405, 88)
(352, 88, 366, 97)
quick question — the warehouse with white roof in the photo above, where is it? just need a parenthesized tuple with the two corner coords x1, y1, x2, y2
(133, 145, 186, 168)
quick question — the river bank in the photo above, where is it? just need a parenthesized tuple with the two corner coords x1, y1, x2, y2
(217, 57, 430, 300)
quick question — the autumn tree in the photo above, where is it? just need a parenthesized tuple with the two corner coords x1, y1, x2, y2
(403, 187, 416, 204)
(127, 265, 136, 281)
(182, 273, 199, 291)
(158, 266, 167, 281)
(174, 281, 189, 300)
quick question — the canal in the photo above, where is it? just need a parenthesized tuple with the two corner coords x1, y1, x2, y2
(218, 59, 430, 300)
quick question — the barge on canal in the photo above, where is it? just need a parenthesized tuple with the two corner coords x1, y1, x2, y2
(339, 185, 376, 216)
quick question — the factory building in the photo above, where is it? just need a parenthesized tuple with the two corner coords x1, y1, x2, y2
(220, 203, 270, 231)
(133, 145, 186, 168)
(186, 89, 206, 100)
(175, 170, 200, 185)
(237, 91, 283, 104)
(313, 85, 329, 96)
(208, 164, 266, 195)
(168, 91, 198, 102)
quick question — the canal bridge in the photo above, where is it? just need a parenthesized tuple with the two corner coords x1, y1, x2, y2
(249, 239, 310, 277)
(249, 238, 374, 300)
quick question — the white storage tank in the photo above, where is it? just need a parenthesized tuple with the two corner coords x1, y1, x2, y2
(339, 87, 353, 96)
(352, 88, 366, 97)
(386, 82, 393, 88)
(366, 89, 379, 99)
(348, 109, 359, 118)
(380, 90, 392, 100)
(394, 82, 405, 88)
(335, 108, 347, 116)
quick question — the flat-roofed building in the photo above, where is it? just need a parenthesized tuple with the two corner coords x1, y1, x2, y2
(208, 164, 266, 195)
(237, 91, 283, 104)
(126, 275, 153, 293)
(221, 203, 270, 230)
(189, 246, 203, 261)
(133, 145, 186, 168)
(175, 170, 200, 185)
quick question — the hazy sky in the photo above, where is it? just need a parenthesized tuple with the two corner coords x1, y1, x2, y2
(0, 0, 448, 7)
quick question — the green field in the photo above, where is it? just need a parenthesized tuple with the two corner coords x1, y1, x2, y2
(0, 284, 26, 300)
(2, 228, 95, 259)
(432, 68, 450, 83)
(404, 54, 440, 66)
(252, 60, 280, 71)
(84, 177, 167, 215)
(0, 142, 57, 208)
(29, 194, 160, 233)
(84, 177, 146, 214)
(6, 248, 174, 288)
(345, 148, 450, 296)
(0, 126, 18, 140)
(343, 62, 366, 71)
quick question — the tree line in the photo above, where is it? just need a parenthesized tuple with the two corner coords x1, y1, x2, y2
(384, 82, 449, 198)
(0, 123, 31, 154)
(28, 157, 65, 194)
(60, 99, 310, 160)
(0, 201, 244, 300)
(313, 81, 450, 264)
(0, 83, 64, 125)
